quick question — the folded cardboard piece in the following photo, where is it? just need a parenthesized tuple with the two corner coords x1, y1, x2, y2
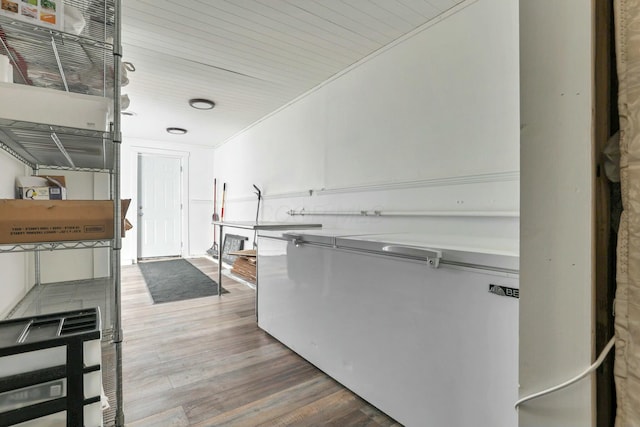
(231, 250, 257, 283)
(15, 176, 67, 200)
(0, 199, 131, 244)
(228, 249, 256, 257)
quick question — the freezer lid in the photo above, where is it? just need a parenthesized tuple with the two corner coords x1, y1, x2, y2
(260, 229, 373, 246)
(282, 229, 371, 246)
(335, 233, 519, 272)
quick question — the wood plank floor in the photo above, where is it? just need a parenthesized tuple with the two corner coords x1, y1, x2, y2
(121, 258, 402, 426)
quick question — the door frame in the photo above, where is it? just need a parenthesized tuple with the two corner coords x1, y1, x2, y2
(132, 147, 189, 261)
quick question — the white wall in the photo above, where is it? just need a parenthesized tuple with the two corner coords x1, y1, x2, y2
(120, 137, 215, 264)
(0, 150, 29, 318)
(519, 1, 594, 426)
(214, 0, 519, 246)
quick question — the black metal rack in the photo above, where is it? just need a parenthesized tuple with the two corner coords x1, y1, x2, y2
(0, 308, 102, 427)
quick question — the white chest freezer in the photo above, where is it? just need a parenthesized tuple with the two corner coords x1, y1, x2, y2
(257, 230, 519, 427)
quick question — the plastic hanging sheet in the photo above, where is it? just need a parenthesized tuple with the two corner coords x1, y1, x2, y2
(614, 1, 640, 426)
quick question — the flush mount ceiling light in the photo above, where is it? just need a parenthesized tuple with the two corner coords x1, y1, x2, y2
(189, 98, 216, 110)
(166, 127, 187, 135)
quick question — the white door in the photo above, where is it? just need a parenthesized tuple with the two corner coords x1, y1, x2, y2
(138, 154, 182, 259)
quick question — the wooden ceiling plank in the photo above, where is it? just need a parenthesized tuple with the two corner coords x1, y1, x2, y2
(370, 0, 438, 26)
(337, 0, 416, 32)
(189, 0, 366, 60)
(226, 0, 375, 55)
(395, 0, 440, 18)
(281, 0, 392, 45)
(121, 47, 305, 95)
(123, 9, 344, 80)
(122, 27, 332, 85)
(126, 0, 357, 69)
(196, 0, 371, 63)
(424, 0, 459, 11)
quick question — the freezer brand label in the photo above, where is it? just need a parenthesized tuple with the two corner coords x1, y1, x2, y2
(489, 284, 519, 299)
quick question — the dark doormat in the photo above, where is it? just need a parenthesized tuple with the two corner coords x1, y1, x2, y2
(139, 259, 228, 304)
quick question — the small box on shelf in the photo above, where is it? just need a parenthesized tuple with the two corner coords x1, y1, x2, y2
(15, 175, 67, 200)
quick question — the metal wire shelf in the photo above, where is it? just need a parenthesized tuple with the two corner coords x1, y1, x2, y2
(0, 0, 116, 95)
(0, 239, 112, 253)
(36, 164, 112, 173)
(0, 118, 113, 170)
(0, 16, 114, 49)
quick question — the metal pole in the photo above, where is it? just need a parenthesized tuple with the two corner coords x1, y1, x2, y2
(33, 165, 41, 312)
(113, 0, 124, 425)
(50, 36, 69, 92)
(217, 224, 223, 298)
(255, 239, 259, 321)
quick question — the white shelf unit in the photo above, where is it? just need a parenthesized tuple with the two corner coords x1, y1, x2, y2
(0, 1, 124, 425)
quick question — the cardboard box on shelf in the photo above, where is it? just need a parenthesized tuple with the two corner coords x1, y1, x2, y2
(16, 176, 67, 200)
(0, 199, 131, 244)
(120, 199, 131, 238)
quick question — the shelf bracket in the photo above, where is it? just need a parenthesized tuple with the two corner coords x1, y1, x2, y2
(49, 131, 76, 169)
(0, 140, 35, 169)
(50, 36, 69, 92)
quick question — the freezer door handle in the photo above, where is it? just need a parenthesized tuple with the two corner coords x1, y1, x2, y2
(287, 234, 303, 247)
(382, 245, 441, 267)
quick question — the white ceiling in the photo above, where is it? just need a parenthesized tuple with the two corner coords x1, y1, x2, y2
(121, 0, 465, 148)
